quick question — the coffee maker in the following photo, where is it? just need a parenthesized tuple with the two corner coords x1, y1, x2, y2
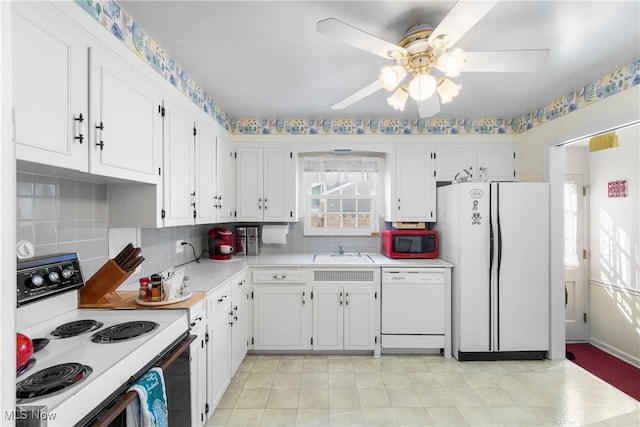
(208, 227, 234, 260)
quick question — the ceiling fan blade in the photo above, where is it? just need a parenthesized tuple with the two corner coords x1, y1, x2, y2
(417, 94, 441, 118)
(331, 80, 383, 110)
(463, 50, 550, 72)
(317, 18, 406, 59)
(428, 1, 499, 49)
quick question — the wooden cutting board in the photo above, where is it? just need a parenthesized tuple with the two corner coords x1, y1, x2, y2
(79, 290, 206, 309)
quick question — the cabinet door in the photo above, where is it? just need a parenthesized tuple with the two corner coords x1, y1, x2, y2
(312, 286, 343, 351)
(207, 309, 231, 410)
(395, 149, 436, 221)
(476, 148, 516, 181)
(195, 121, 217, 224)
(216, 137, 236, 223)
(263, 148, 296, 222)
(89, 47, 162, 184)
(235, 147, 263, 221)
(231, 289, 249, 374)
(434, 148, 474, 182)
(12, 3, 88, 171)
(344, 287, 377, 350)
(253, 285, 311, 350)
(163, 102, 195, 226)
(190, 328, 207, 426)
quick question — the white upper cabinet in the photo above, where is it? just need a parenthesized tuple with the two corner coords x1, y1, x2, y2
(89, 47, 163, 184)
(195, 121, 218, 225)
(12, 2, 88, 171)
(216, 137, 236, 223)
(434, 145, 516, 182)
(386, 148, 436, 222)
(162, 100, 195, 226)
(236, 147, 297, 222)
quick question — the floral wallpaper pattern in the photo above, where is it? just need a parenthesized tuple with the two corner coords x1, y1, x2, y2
(75, 0, 639, 137)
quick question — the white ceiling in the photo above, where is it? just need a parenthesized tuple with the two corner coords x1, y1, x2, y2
(120, 1, 640, 122)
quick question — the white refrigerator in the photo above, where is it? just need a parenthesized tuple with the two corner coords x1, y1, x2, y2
(435, 182, 549, 361)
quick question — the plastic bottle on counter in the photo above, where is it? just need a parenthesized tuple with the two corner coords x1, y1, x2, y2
(150, 274, 162, 302)
(138, 277, 150, 302)
(180, 275, 191, 297)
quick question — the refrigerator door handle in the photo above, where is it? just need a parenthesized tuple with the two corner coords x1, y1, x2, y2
(496, 183, 503, 350)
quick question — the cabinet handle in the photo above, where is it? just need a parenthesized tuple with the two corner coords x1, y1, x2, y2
(345, 292, 349, 306)
(74, 114, 84, 144)
(264, 198, 268, 210)
(233, 316, 238, 321)
(95, 122, 104, 150)
(397, 198, 401, 210)
(302, 291, 305, 305)
(238, 280, 245, 286)
(339, 291, 343, 306)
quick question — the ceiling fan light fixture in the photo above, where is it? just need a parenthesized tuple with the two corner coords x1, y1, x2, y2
(387, 86, 409, 111)
(379, 65, 407, 91)
(408, 73, 436, 101)
(437, 77, 462, 104)
(436, 48, 466, 77)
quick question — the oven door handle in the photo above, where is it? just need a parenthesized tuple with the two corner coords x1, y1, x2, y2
(88, 334, 196, 427)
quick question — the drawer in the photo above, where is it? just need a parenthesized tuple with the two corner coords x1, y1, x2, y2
(231, 274, 248, 297)
(188, 299, 206, 331)
(207, 282, 231, 316)
(252, 269, 307, 283)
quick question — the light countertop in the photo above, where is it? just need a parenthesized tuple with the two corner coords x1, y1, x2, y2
(117, 253, 453, 296)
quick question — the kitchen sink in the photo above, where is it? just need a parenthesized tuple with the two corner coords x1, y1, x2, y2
(313, 253, 375, 264)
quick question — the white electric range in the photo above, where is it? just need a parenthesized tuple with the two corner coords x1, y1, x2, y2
(16, 253, 189, 426)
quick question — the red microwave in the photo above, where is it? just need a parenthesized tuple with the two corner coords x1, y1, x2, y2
(381, 229, 438, 259)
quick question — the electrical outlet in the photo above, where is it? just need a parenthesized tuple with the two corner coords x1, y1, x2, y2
(176, 240, 184, 254)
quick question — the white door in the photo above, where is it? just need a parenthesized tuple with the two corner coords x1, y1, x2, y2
(207, 309, 231, 410)
(12, 3, 89, 171)
(190, 328, 207, 426)
(564, 174, 587, 341)
(493, 183, 549, 351)
(312, 286, 343, 350)
(195, 121, 217, 224)
(395, 149, 435, 221)
(163, 102, 194, 226)
(477, 147, 516, 181)
(263, 148, 295, 221)
(216, 137, 236, 222)
(344, 286, 377, 350)
(89, 47, 162, 183)
(231, 289, 249, 374)
(253, 285, 310, 350)
(235, 147, 263, 221)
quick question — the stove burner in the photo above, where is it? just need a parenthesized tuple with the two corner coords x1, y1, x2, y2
(50, 320, 103, 338)
(91, 321, 158, 343)
(16, 362, 92, 402)
(17, 357, 36, 378)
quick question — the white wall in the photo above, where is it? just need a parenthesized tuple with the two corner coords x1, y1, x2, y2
(588, 124, 640, 365)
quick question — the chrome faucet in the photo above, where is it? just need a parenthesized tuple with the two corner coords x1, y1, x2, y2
(338, 243, 344, 255)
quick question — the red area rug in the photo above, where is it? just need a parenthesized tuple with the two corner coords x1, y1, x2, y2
(566, 343, 640, 401)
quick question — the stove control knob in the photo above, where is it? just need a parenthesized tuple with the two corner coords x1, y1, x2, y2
(47, 271, 60, 283)
(29, 274, 45, 288)
(61, 269, 74, 280)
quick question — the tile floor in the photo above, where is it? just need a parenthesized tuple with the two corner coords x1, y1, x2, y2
(206, 354, 639, 426)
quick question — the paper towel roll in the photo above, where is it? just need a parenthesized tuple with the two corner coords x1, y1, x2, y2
(262, 224, 288, 245)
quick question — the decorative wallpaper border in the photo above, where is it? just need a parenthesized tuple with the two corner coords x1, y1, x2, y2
(75, 0, 639, 136)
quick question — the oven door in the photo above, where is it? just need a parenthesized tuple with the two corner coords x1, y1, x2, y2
(80, 333, 195, 427)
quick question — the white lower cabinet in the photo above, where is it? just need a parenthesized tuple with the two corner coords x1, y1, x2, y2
(230, 272, 250, 374)
(312, 286, 377, 351)
(190, 325, 207, 426)
(206, 284, 232, 415)
(252, 285, 312, 350)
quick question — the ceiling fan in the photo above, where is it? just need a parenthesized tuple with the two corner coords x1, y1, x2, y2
(316, 1, 549, 118)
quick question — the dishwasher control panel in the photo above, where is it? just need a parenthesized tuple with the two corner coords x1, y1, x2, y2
(382, 269, 444, 284)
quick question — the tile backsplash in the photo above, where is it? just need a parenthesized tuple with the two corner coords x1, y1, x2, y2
(16, 165, 381, 285)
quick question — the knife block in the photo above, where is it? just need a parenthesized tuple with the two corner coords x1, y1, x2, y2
(80, 260, 134, 304)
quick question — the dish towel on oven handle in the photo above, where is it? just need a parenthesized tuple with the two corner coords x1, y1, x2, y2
(125, 367, 168, 427)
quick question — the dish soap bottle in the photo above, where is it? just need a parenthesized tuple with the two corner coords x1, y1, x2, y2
(180, 275, 191, 297)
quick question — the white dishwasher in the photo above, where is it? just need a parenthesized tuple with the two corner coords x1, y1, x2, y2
(381, 268, 448, 354)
